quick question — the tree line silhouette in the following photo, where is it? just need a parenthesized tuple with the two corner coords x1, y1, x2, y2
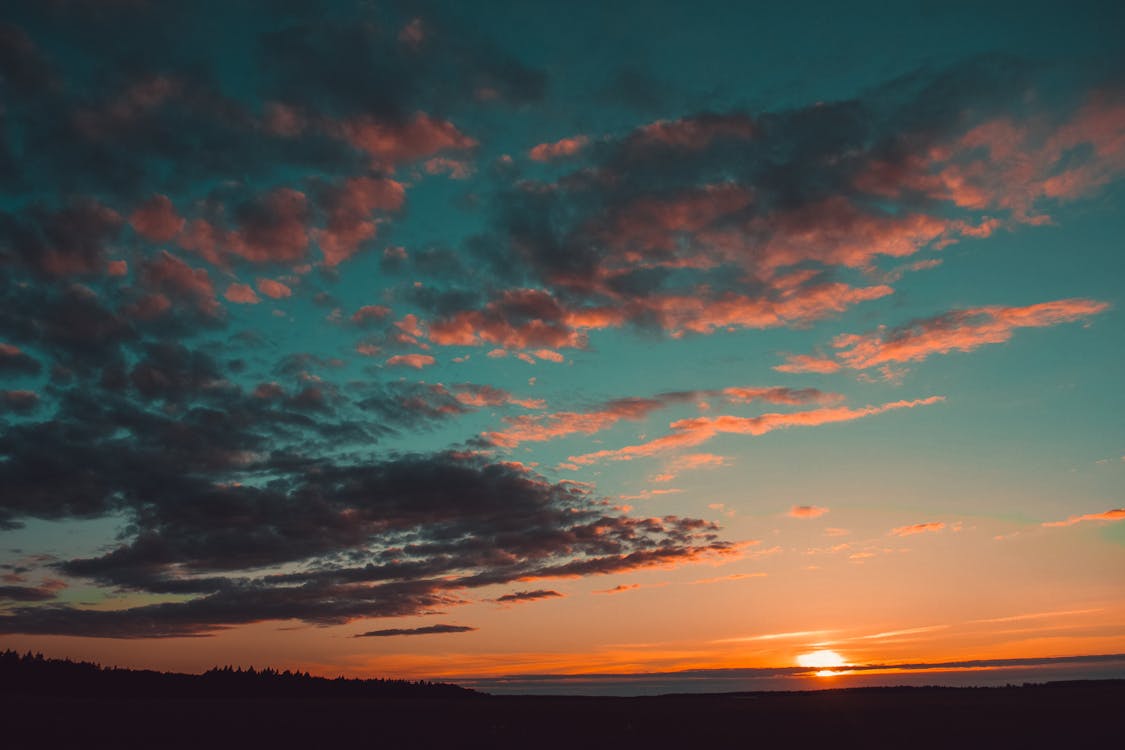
(0, 650, 478, 699)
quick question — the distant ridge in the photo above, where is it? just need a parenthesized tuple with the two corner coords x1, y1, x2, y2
(0, 650, 478, 700)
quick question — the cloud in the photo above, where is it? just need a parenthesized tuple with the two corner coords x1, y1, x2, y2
(495, 589, 563, 604)
(224, 283, 260, 304)
(569, 397, 944, 465)
(1042, 508, 1125, 527)
(1, 390, 39, 414)
(773, 354, 842, 374)
(257, 279, 292, 300)
(529, 135, 589, 162)
(139, 251, 220, 316)
(403, 63, 1125, 356)
(0, 405, 734, 634)
(0, 583, 61, 602)
(351, 305, 392, 327)
(485, 386, 839, 448)
(354, 624, 477, 637)
(332, 113, 476, 168)
(593, 584, 643, 595)
(449, 383, 543, 410)
(652, 453, 729, 482)
(889, 521, 946, 537)
(786, 299, 1109, 377)
(789, 505, 829, 519)
(313, 177, 405, 267)
(130, 194, 185, 243)
(0, 343, 41, 376)
(385, 353, 436, 369)
(0, 199, 122, 277)
(626, 113, 756, 150)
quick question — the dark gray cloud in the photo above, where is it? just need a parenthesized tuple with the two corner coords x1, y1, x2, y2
(0, 584, 59, 602)
(495, 589, 562, 604)
(355, 624, 477, 637)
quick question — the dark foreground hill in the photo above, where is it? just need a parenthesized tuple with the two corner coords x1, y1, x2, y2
(0, 649, 476, 699)
(3, 651, 1121, 748)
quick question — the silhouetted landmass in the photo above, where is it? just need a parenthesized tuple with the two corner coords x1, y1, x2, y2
(2, 650, 1122, 748)
(0, 649, 476, 699)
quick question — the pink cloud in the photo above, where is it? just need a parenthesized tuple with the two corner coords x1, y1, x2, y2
(774, 354, 842, 374)
(823, 298, 1109, 374)
(529, 135, 589, 162)
(315, 177, 406, 266)
(140, 251, 219, 315)
(734, 196, 948, 271)
(1042, 508, 1125, 528)
(351, 305, 391, 325)
(130, 194, 185, 243)
(534, 349, 564, 363)
(423, 157, 474, 179)
(224, 283, 260, 304)
(178, 189, 311, 267)
(889, 521, 946, 537)
(789, 505, 829, 519)
(451, 384, 544, 410)
(484, 396, 674, 448)
(855, 92, 1125, 222)
(629, 113, 755, 150)
(106, 259, 128, 276)
(385, 354, 436, 369)
(257, 278, 292, 299)
(333, 113, 476, 168)
(429, 288, 589, 349)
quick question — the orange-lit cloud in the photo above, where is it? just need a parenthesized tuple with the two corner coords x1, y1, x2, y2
(889, 521, 945, 537)
(224, 283, 260, 304)
(140, 250, 220, 315)
(130, 194, 184, 242)
(569, 397, 944, 465)
(315, 177, 405, 266)
(652, 453, 729, 482)
(385, 354, 436, 369)
(788, 505, 829, 519)
(1041, 508, 1125, 527)
(485, 386, 837, 448)
(257, 278, 292, 299)
(332, 113, 477, 168)
(529, 135, 589, 162)
(773, 354, 841, 374)
(629, 113, 755, 150)
(778, 298, 1108, 377)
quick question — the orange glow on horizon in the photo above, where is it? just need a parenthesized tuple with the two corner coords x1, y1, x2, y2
(796, 649, 848, 669)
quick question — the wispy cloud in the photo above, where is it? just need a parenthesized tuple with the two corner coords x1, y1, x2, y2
(569, 397, 944, 465)
(355, 624, 478, 637)
(778, 299, 1108, 378)
(1042, 508, 1125, 527)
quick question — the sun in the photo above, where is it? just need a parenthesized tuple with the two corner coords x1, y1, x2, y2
(796, 649, 847, 669)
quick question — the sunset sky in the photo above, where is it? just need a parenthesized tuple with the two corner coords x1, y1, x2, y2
(1, 0, 1123, 694)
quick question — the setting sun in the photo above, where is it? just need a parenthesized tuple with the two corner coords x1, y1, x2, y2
(796, 650, 847, 669)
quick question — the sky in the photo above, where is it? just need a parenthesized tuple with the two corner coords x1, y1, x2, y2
(1, 0, 1124, 695)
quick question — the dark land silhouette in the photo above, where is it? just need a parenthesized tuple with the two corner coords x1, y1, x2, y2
(3, 650, 1121, 748)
